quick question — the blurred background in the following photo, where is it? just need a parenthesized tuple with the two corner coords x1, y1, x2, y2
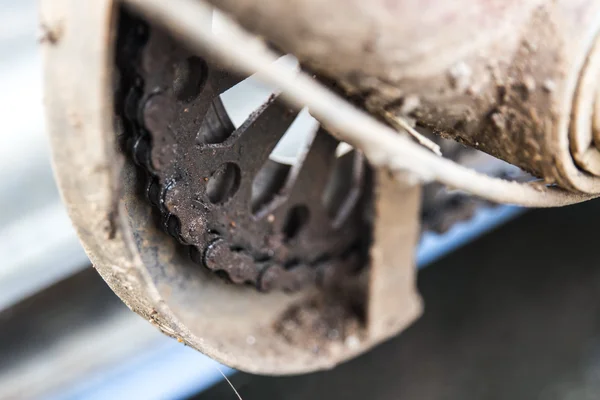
(3, 1, 600, 399)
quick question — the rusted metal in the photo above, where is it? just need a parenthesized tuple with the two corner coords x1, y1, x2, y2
(41, 0, 535, 375)
(41, 0, 426, 374)
(128, 0, 599, 207)
(204, 0, 600, 196)
(115, 14, 368, 291)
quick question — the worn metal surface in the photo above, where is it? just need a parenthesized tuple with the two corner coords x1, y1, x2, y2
(41, 0, 426, 374)
(368, 169, 422, 341)
(115, 14, 368, 291)
(41, 0, 555, 375)
(206, 0, 600, 195)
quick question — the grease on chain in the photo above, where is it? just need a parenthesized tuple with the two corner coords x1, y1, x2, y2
(114, 11, 367, 292)
(114, 11, 515, 293)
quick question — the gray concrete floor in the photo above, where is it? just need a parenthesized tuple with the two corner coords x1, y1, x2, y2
(199, 199, 600, 400)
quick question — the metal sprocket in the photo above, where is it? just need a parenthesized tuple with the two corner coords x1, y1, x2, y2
(115, 13, 369, 292)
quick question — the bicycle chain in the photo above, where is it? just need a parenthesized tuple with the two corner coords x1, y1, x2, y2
(114, 10, 521, 292)
(114, 11, 368, 292)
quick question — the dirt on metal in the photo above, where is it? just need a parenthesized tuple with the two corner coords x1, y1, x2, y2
(42, 0, 545, 375)
(207, 0, 600, 195)
(115, 12, 370, 292)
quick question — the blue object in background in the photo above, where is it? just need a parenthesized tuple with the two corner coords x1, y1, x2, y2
(417, 205, 523, 267)
(46, 341, 233, 400)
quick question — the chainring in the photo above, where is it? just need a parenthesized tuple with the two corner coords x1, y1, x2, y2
(114, 12, 370, 292)
(113, 10, 524, 292)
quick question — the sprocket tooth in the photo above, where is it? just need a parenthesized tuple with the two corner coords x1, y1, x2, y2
(203, 239, 259, 284)
(115, 14, 368, 291)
